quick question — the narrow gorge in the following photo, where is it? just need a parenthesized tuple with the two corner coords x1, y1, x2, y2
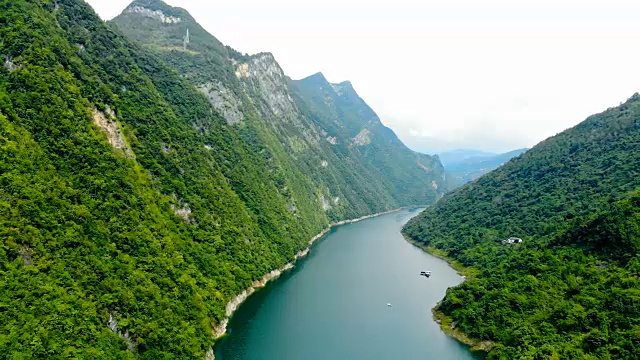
(0, 0, 448, 358)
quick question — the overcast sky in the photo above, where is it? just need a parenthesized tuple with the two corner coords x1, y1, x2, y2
(86, 0, 640, 154)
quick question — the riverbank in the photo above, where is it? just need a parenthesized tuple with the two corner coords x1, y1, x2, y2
(215, 207, 478, 360)
(402, 236, 493, 354)
(211, 206, 424, 341)
(402, 236, 478, 279)
(431, 308, 495, 353)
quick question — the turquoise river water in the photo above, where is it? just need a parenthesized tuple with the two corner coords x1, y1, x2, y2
(215, 208, 479, 360)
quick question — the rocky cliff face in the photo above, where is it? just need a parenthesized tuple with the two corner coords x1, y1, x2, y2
(113, 0, 447, 216)
(124, 4, 182, 23)
(234, 53, 296, 118)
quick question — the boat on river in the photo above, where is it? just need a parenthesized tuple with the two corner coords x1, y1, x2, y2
(420, 271, 431, 278)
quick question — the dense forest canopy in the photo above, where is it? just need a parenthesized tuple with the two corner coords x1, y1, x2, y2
(403, 94, 640, 359)
(6, 0, 639, 359)
(0, 0, 445, 358)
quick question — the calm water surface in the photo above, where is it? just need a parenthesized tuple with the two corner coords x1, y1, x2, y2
(216, 208, 478, 360)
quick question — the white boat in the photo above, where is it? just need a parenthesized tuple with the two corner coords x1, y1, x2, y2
(387, 303, 392, 307)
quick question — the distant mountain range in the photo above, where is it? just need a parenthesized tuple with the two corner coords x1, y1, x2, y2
(438, 148, 529, 187)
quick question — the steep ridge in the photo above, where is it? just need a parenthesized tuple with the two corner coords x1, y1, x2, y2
(290, 73, 446, 205)
(0, 0, 444, 359)
(403, 95, 640, 358)
(112, 0, 446, 218)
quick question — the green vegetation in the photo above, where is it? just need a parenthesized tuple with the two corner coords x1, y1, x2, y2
(0, 0, 445, 358)
(403, 95, 640, 359)
(289, 73, 445, 206)
(112, 0, 446, 219)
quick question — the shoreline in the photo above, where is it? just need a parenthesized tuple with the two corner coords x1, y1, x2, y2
(431, 307, 495, 353)
(402, 235, 493, 354)
(211, 205, 425, 340)
(402, 236, 478, 278)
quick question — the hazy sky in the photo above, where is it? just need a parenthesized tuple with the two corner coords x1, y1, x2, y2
(87, 0, 640, 154)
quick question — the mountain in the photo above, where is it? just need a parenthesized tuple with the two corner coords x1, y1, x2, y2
(403, 94, 640, 358)
(0, 0, 445, 358)
(437, 149, 498, 167)
(289, 73, 445, 204)
(112, 0, 446, 214)
(439, 148, 529, 187)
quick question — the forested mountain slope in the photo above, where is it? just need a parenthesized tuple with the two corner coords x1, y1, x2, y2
(0, 0, 445, 358)
(403, 94, 640, 359)
(0, 1, 321, 358)
(289, 73, 445, 204)
(112, 0, 446, 215)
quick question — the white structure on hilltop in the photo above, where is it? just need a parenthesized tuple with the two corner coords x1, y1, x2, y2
(502, 237, 523, 245)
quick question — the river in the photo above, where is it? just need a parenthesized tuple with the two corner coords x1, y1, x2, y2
(215, 208, 478, 360)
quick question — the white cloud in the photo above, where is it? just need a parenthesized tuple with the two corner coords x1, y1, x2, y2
(87, 0, 640, 153)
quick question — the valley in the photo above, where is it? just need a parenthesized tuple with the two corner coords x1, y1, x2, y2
(1, 1, 638, 359)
